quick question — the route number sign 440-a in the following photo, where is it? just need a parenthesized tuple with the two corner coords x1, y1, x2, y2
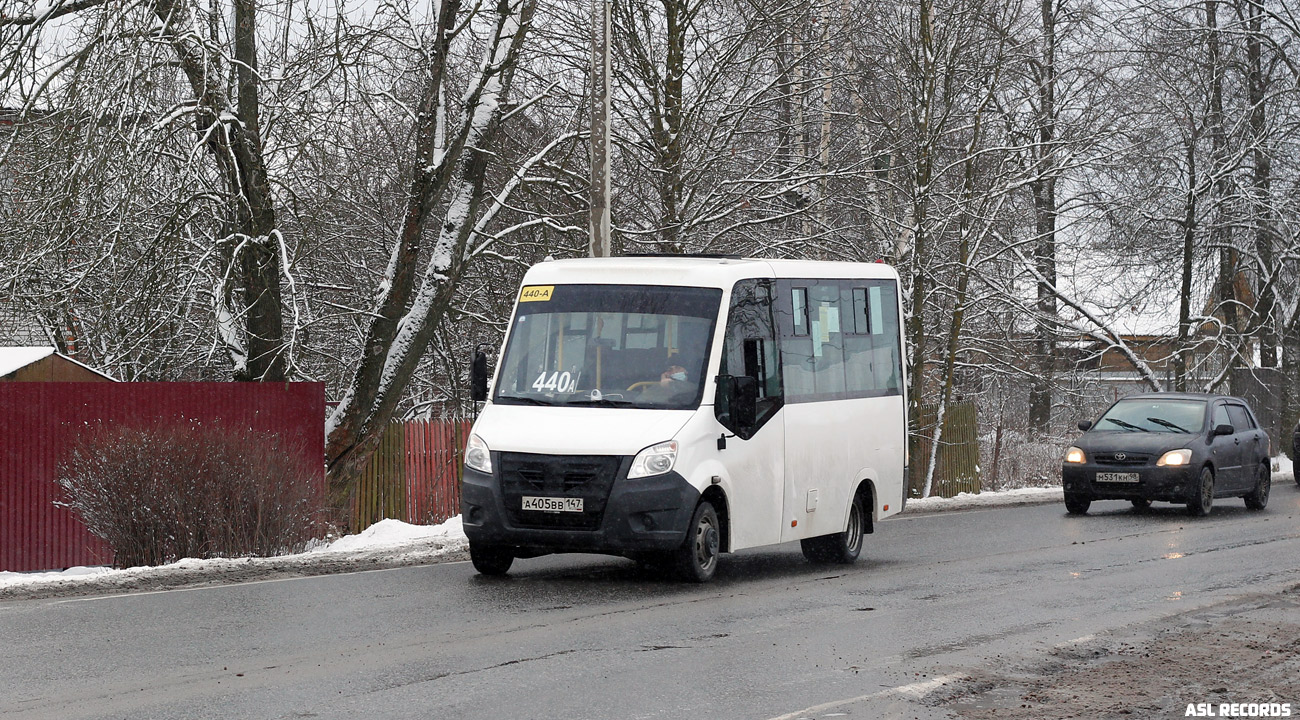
(519, 285, 554, 302)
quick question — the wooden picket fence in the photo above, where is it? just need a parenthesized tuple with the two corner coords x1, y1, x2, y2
(352, 420, 471, 532)
(909, 401, 981, 498)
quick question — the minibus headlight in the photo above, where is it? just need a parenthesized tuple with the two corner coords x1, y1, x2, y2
(465, 434, 492, 474)
(1157, 448, 1192, 467)
(628, 440, 678, 479)
(1064, 446, 1086, 464)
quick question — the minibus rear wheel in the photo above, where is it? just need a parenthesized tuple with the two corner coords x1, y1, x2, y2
(674, 501, 721, 583)
(469, 542, 514, 576)
(800, 494, 864, 564)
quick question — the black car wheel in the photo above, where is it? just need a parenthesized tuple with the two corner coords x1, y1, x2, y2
(469, 542, 514, 576)
(1244, 463, 1270, 511)
(1130, 498, 1152, 511)
(1187, 467, 1214, 517)
(1064, 492, 1091, 515)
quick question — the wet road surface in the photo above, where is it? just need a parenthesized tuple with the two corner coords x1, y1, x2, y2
(3, 483, 1298, 720)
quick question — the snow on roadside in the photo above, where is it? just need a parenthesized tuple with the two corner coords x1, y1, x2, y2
(906, 455, 1296, 512)
(1274, 454, 1294, 482)
(3, 458, 1295, 594)
(0, 516, 469, 592)
(904, 485, 1062, 513)
(308, 516, 465, 554)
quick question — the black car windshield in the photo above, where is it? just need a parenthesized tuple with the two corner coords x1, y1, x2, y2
(1095, 399, 1207, 434)
(494, 284, 722, 410)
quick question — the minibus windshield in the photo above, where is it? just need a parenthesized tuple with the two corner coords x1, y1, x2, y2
(494, 284, 722, 409)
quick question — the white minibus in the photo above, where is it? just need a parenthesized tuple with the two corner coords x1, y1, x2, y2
(462, 256, 908, 581)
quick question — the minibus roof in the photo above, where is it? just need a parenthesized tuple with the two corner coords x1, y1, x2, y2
(521, 256, 900, 289)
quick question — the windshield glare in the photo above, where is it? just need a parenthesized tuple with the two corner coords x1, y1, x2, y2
(494, 285, 722, 409)
(1095, 399, 1207, 434)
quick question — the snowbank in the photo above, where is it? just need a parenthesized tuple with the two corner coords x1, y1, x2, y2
(0, 515, 468, 592)
(904, 485, 1063, 513)
(309, 516, 465, 554)
(3, 458, 1294, 594)
(1274, 454, 1294, 482)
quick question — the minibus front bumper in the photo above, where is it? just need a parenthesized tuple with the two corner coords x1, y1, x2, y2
(460, 462, 701, 557)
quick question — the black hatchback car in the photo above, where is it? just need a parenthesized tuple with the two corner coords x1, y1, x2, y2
(1062, 393, 1271, 516)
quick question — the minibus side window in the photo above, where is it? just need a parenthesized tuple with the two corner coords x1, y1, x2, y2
(717, 279, 782, 436)
(780, 278, 903, 402)
(852, 288, 870, 333)
(807, 283, 846, 396)
(869, 282, 902, 394)
(843, 284, 874, 395)
(792, 287, 809, 336)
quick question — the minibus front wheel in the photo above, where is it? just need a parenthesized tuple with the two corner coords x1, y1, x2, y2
(674, 501, 721, 583)
(470, 542, 515, 576)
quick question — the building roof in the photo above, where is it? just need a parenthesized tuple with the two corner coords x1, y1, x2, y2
(0, 346, 56, 376)
(0, 346, 116, 381)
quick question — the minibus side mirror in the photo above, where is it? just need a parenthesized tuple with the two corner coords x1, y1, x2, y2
(1078, 420, 1092, 432)
(470, 350, 489, 402)
(729, 375, 759, 428)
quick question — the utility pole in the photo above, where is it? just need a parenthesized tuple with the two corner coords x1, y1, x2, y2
(589, 0, 612, 257)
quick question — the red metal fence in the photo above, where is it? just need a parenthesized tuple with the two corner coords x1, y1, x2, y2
(0, 382, 324, 572)
(352, 420, 470, 532)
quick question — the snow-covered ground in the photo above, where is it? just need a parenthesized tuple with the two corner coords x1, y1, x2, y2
(0, 518, 468, 595)
(3, 456, 1294, 595)
(903, 485, 1064, 513)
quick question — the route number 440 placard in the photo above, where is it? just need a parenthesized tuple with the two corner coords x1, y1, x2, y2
(532, 371, 576, 393)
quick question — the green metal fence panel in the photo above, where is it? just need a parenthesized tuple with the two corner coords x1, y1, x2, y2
(909, 401, 981, 498)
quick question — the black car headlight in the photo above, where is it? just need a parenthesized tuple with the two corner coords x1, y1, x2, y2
(1156, 449, 1192, 467)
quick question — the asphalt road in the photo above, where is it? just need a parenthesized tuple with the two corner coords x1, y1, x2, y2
(3, 483, 1299, 720)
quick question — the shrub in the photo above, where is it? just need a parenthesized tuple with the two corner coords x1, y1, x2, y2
(980, 427, 1069, 491)
(57, 422, 325, 568)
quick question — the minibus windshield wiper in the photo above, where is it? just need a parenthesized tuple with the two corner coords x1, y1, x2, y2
(1147, 417, 1190, 433)
(563, 398, 639, 408)
(496, 394, 556, 406)
(1103, 417, 1149, 432)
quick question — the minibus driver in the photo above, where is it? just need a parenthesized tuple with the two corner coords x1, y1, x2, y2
(639, 364, 691, 403)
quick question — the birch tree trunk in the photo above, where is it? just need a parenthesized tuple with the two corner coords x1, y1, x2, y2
(1175, 129, 1199, 392)
(1028, 0, 1058, 426)
(324, 0, 538, 516)
(1205, 0, 1238, 391)
(1241, 0, 1276, 369)
(907, 0, 938, 456)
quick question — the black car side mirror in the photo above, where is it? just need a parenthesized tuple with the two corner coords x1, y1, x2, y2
(1078, 420, 1092, 432)
(1213, 423, 1234, 437)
